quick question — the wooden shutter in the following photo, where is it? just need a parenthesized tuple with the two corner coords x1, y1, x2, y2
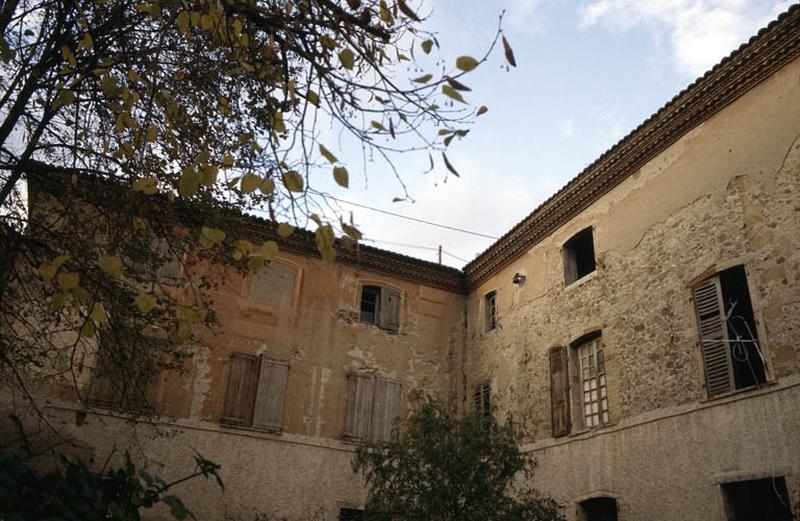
(371, 379, 401, 441)
(549, 346, 571, 437)
(344, 375, 374, 439)
(693, 277, 733, 396)
(221, 354, 259, 425)
(379, 288, 401, 332)
(252, 358, 288, 431)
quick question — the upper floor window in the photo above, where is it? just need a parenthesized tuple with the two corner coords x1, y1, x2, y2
(575, 335, 609, 429)
(221, 353, 288, 432)
(249, 261, 297, 308)
(563, 227, 596, 285)
(343, 374, 401, 442)
(484, 290, 497, 332)
(359, 285, 400, 332)
(692, 265, 766, 397)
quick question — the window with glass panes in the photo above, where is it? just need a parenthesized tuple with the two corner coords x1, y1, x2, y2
(578, 337, 609, 428)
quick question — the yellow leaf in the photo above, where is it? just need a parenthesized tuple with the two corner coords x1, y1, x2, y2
(98, 255, 123, 278)
(277, 223, 294, 238)
(53, 90, 75, 110)
(135, 294, 157, 313)
(241, 172, 261, 194)
(315, 225, 336, 262)
(476, 105, 488, 116)
(178, 168, 200, 197)
(38, 264, 56, 280)
(260, 178, 275, 195)
(78, 32, 93, 52)
(421, 39, 434, 54)
(307, 90, 320, 107)
(271, 112, 286, 133)
(200, 226, 226, 244)
(442, 85, 465, 103)
(80, 322, 95, 338)
(342, 223, 362, 240)
(53, 254, 70, 269)
(333, 166, 349, 188)
(222, 154, 235, 168)
(128, 70, 139, 82)
(177, 10, 190, 35)
(132, 177, 157, 195)
(247, 256, 265, 272)
(61, 45, 76, 67)
(200, 165, 218, 186)
(282, 171, 304, 192)
(371, 121, 386, 132)
(412, 74, 433, 84)
(260, 241, 278, 260)
(91, 302, 108, 323)
(455, 56, 478, 72)
(236, 240, 254, 253)
(57, 272, 80, 290)
(339, 49, 355, 70)
(71, 286, 91, 303)
(145, 124, 158, 142)
(502, 35, 517, 67)
(319, 144, 338, 163)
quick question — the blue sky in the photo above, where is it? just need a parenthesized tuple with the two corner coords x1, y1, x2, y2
(313, 0, 794, 267)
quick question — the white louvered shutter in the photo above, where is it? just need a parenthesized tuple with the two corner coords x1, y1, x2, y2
(693, 277, 733, 396)
(252, 357, 288, 431)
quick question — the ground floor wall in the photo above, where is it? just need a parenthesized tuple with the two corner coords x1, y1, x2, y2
(525, 375, 800, 521)
(0, 396, 366, 521)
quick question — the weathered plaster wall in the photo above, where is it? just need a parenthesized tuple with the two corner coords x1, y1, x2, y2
(464, 55, 800, 517)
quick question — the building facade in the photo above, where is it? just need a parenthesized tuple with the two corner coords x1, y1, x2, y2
(3, 5, 800, 521)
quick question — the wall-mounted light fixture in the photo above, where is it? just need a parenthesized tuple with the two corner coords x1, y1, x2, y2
(512, 273, 526, 284)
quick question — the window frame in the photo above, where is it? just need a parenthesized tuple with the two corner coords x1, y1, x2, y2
(246, 259, 300, 309)
(220, 353, 289, 433)
(483, 290, 498, 333)
(690, 264, 769, 398)
(568, 332, 610, 432)
(473, 382, 491, 421)
(358, 284, 402, 332)
(562, 227, 597, 286)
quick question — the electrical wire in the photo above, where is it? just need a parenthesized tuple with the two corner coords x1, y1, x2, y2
(309, 189, 499, 240)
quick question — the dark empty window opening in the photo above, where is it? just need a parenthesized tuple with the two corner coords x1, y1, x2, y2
(563, 228, 596, 285)
(722, 477, 791, 521)
(360, 285, 381, 324)
(719, 266, 766, 389)
(484, 291, 497, 332)
(579, 497, 618, 521)
(339, 508, 364, 521)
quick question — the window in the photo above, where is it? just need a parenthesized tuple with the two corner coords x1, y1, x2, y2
(86, 332, 162, 412)
(484, 290, 497, 332)
(221, 354, 288, 431)
(474, 383, 491, 420)
(692, 265, 766, 397)
(576, 335, 609, 428)
(563, 227, 596, 285)
(344, 375, 401, 442)
(359, 285, 401, 332)
(722, 477, 791, 521)
(249, 262, 296, 307)
(339, 508, 364, 521)
(578, 497, 618, 521)
(550, 333, 610, 435)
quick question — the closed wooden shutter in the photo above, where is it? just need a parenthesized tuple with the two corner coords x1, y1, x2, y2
(379, 288, 401, 332)
(371, 379, 401, 441)
(693, 277, 733, 396)
(221, 354, 259, 425)
(344, 375, 374, 439)
(549, 346, 571, 437)
(252, 358, 288, 431)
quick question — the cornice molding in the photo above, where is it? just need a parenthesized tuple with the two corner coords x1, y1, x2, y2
(462, 4, 800, 290)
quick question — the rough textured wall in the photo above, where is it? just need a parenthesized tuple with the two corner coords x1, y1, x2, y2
(2, 246, 466, 520)
(463, 55, 800, 516)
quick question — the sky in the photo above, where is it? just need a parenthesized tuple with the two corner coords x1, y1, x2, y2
(317, 0, 795, 268)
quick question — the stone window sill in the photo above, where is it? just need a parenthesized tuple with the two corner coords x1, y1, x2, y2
(564, 270, 597, 291)
(219, 420, 283, 435)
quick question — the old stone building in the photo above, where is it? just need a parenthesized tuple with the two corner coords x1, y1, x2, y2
(4, 5, 800, 521)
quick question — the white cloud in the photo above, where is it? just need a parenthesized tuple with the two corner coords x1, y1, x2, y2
(558, 117, 576, 138)
(579, 0, 795, 78)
